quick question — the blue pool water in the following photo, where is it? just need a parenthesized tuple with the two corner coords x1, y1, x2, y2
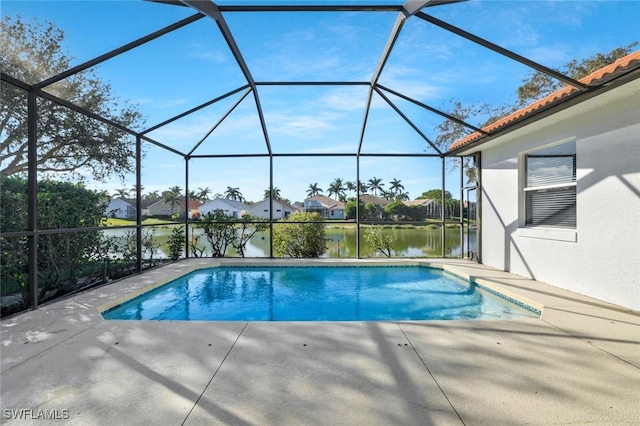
(102, 266, 539, 321)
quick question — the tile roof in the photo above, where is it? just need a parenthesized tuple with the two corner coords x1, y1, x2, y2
(449, 50, 640, 152)
(403, 199, 436, 207)
(201, 197, 249, 210)
(121, 197, 156, 209)
(360, 194, 390, 205)
(306, 195, 344, 209)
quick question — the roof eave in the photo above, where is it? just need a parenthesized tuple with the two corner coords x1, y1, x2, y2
(446, 66, 640, 157)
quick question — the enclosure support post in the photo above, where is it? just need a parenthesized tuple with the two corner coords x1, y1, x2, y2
(441, 157, 446, 258)
(476, 152, 482, 263)
(269, 155, 274, 258)
(27, 90, 38, 310)
(135, 135, 142, 273)
(356, 155, 361, 259)
(185, 157, 190, 259)
(459, 156, 464, 258)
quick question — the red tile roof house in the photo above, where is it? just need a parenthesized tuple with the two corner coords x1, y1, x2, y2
(448, 51, 640, 312)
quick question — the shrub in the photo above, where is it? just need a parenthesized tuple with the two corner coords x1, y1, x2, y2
(272, 212, 327, 258)
(363, 226, 395, 257)
(167, 227, 185, 261)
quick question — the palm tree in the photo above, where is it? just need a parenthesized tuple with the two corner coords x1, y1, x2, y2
(162, 190, 182, 215)
(112, 188, 130, 199)
(345, 181, 356, 197)
(367, 177, 384, 196)
(197, 187, 212, 202)
(130, 185, 144, 198)
(96, 190, 111, 205)
(188, 190, 199, 200)
(395, 192, 410, 202)
(168, 185, 182, 195)
(357, 180, 368, 195)
(225, 186, 243, 201)
(327, 178, 345, 201)
(389, 178, 404, 195)
(380, 189, 394, 200)
(307, 183, 323, 198)
(264, 187, 282, 201)
(146, 190, 160, 200)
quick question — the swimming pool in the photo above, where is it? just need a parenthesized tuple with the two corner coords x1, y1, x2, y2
(102, 266, 539, 321)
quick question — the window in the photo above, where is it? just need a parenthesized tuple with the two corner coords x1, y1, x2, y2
(524, 140, 576, 228)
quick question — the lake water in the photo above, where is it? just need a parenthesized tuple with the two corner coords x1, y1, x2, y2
(102, 225, 476, 259)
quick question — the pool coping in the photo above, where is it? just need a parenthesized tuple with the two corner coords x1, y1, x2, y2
(97, 259, 544, 318)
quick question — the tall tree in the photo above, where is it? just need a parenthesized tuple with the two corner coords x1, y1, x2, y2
(435, 44, 639, 154)
(144, 190, 160, 201)
(418, 189, 453, 201)
(264, 187, 282, 201)
(306, 182, 323, 198)
(357, 180, 369, 195)
(517, 43, 638, 107)
(395, 192, 410, 202)
(432, 45, 640, 187)
(0, 16, 143, 179)
(389, 178, 404, 195)
(197, 187, 212, 202)
(112, 188, 130, 199)
(129, 185, 143, 198)
(367, 177, 384, 196)
(224, 186, 243, 201)
(168, 185, 182, 195)
(327, 178, 345, 201)
(418, 189, 458, 217)
(162, 189, 182, 215)
(345, 181, 356, 197)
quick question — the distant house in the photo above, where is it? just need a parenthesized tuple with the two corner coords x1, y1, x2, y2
(198, 198, 249, 219)
(249, 199, 301, 220)
(304, 195, 344, 219)
(105, 197, 136, 219)
(360, 194, 390, 207)
(148, 199, 202, 218)
(463, 200, 477, 219)
(403, 199, 441, 218)
(448, 51, 640, 312)
(105, 197, 154, 220)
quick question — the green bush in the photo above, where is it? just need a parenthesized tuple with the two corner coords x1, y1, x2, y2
(272, 212, 327, 258)
(167, 227, 185, 261)
(363, 226, 395, 257)
(1, 176, 108, 305)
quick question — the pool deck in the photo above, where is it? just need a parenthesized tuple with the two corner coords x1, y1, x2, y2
(1, 258, 639, 425)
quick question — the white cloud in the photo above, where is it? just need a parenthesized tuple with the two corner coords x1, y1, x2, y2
(265, 112, 337, 139)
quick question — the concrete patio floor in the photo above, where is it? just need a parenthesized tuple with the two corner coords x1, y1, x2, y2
(1, 259, 639, 425)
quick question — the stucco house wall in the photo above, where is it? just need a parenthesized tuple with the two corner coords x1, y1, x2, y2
(478, 80, 640, 310)
(249, 199, 299, 219)
(105, 198, 135, 219)
(198, 198, 249, 218)
(148, 200, 180, 217)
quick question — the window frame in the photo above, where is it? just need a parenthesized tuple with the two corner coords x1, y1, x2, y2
(519, 138, 577, 235)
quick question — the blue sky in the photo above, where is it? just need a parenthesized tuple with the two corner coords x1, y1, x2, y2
(3, 0, 639, 203)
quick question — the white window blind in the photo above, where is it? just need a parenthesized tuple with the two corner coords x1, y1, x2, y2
(524, 141, 576, 228)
